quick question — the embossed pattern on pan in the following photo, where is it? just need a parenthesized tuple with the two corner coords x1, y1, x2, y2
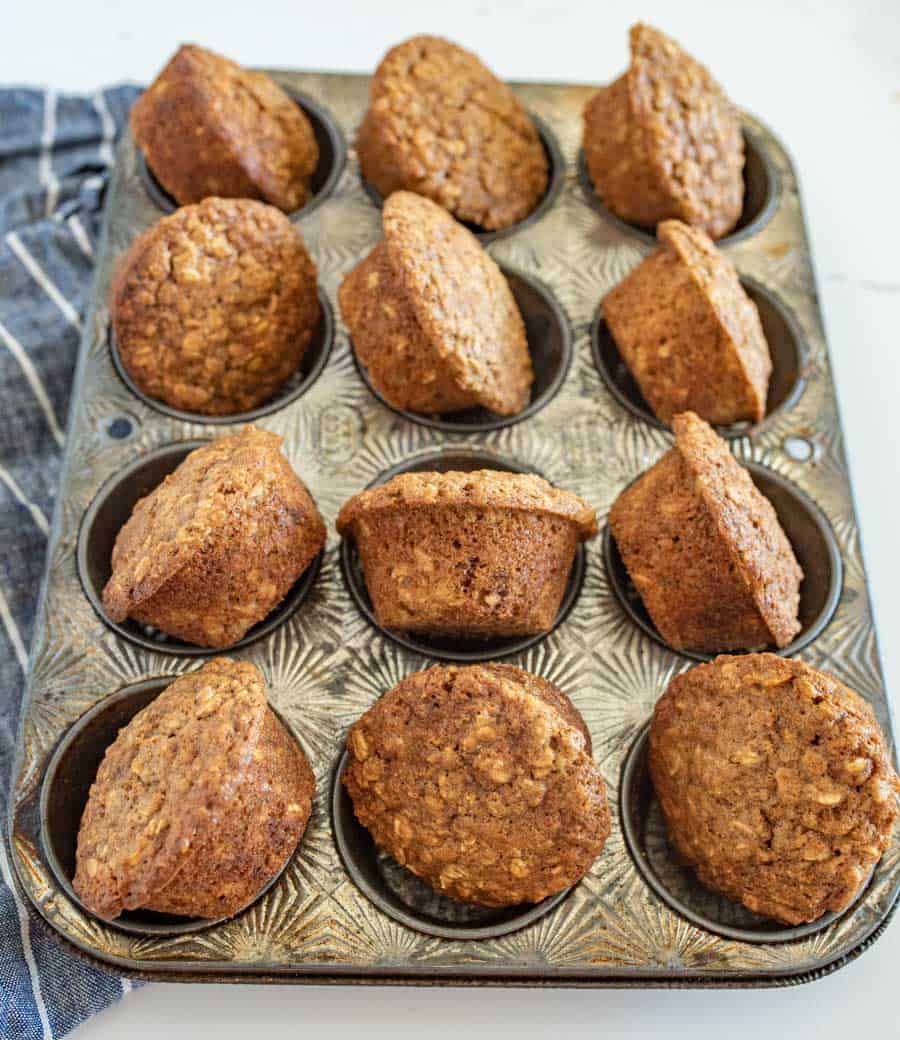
(7, 72, 898, 988)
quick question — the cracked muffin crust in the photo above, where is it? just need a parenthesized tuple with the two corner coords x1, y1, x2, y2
(112, 197, 320, 417)
(337, 469, 597, 637)
(131, 44, 319, 212)
(102, 427, 326, 648)
(609, 412, 802, 652)
(583, 23, 744, 239)
(339, 191, 532, 416)
(602, 220, 772, 425)
(357, 35, 548, 230)
(649, 654, 900, 925)
(344, 664, 610, 906)
(74, 658, 315, 921)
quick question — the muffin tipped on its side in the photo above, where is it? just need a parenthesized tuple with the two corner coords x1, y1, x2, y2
(344, 664, 610, 906)
(131, 44, 319, 212)
(602, 220, 772, 426)
(339, 191, 533, 417)
(583, 23, 744, 239)
(649, 654, 900, 925)
(337, 469, 597, 638)
(609, 412, 802, 652)
(102, 427, 325, 648)
(358, 35, 548, 230)
(74, 659, 314, 921)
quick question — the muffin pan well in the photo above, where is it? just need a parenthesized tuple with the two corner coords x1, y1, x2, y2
(351, 268, 572, 433)
(339, 448, 586, 661)
(591, 278, 808, 438)
(577, 126, 780, 248)
(76, 441, 323, 655)
(136, 88, 347, 219)
(9, 71, 896, 989)
(360, 113, 565, 246)
(603, 461, 843, 663)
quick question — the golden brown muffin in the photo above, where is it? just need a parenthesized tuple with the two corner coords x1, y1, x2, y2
(102, 427, 326, 648)
(337, 470, 597, 638)
(357, 35, 548, 230)
(649, 654, 900, 925)
(583, 24, 744, 239)
(74, 659, 315, 921)
(609, 412, 802, 652)
(602, 220, 772, 425)
(112, 198, 320, 416)
(339, 191, 532, 416)
(344, 664, 610, 906)
(131, 44, 319, 212)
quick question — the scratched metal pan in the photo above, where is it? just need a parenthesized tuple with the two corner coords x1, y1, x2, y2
(6, 71, 897, 987)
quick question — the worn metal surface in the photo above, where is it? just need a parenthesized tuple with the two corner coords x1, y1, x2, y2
(7, 71, 898, 985)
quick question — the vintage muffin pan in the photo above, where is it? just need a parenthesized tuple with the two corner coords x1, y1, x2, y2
(7, 68, 898, 987)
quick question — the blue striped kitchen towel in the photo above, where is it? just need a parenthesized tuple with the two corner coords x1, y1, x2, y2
(1, 84, 142, 1040)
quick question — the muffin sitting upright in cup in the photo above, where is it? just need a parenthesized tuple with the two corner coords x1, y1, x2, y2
(357, 35, 548, 231)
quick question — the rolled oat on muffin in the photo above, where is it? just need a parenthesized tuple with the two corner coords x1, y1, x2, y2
(583, 23, 744, 239)
(602, 220, 772, 425)
(337, 468, 596, 638)
(74, 658, 315, 921)
(609, 411, 802, 652)
(131, 44, 319, 211)
(339, 191, 533, 417)
(112, 197, 320, 417)
(102, 427, 325, 648)
(344, 663, 610, 906)
(649, 654, 900, 925)
(358, 35, 548, 230)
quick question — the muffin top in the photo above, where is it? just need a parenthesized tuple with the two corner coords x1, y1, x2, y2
(359, 36, 548, 230)
(672, 411, 803, 646)
(74, 659, 268, 919)
(627, 24, 743, 237)
(650, 654, 900, 924)
(344, 664, 610, 906)
(336, 469, 598, 540)
(102, 427, 324, 626)
(131, 44, 319, 211)
(376, 192, 533, 414)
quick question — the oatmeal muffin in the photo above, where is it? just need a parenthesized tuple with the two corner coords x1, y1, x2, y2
(344, 664, 610, 906)
(337, 470, 597, 638)
(112, 197, 320, 416)
(131, 44, 319, 211)
(339, 191, 532, 416)
(357, 35, 548, 230)
(602, 220, 772, 425)
(583, 23, 744, 239)
(609, 412, 802, 652)
(102, 427, 325, 648)
(649, 654, 900, 925)
(74, 659, 315, 920)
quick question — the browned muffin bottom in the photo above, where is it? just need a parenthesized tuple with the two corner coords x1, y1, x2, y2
(74, 659, 315, 921)
(357, 35, 548, 230)
(583, 24, 744, 239)
(339, 191, 533, 417)
(344, 664, 610, 906)
(102, 427, 326, 648)
(337, 469, 597, 637)
(131, 44, 319, 212)
(649, 654, 900, 925)
(609, 412, 802, 652)
(112, 198, 320, 416)
(602, 220, 772, 426)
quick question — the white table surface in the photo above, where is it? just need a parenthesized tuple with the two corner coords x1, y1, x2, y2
(5, 1, 900, 1036)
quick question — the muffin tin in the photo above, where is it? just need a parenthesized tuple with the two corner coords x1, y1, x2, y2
(7, 70, 898, 987)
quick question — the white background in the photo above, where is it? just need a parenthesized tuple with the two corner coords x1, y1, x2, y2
(5, 1, 900, 1036)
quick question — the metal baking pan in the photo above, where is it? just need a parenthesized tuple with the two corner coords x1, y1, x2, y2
(7, 70, 898, 987)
